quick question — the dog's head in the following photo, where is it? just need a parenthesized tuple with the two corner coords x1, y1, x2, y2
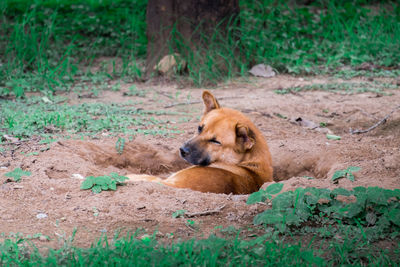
(180, 91, 257, 166)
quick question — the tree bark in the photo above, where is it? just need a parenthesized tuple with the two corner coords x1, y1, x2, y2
(146, 0, 239, 76)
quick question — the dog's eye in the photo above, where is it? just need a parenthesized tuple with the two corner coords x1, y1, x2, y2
(209, 138, 221, 145)
(198, 125, 203, 133)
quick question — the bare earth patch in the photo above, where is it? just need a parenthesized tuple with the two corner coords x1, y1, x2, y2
(1, 75, 399, 248)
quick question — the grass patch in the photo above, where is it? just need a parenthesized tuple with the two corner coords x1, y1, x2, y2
(1, 0, 400, 92)
(241, 0, 400, 75)
(248, 184, 400, 243)
(274, 81, 400, 95)
(1, 0, 147, 94)
(0, 96, 182, 140)
(0, 227, 398, 266)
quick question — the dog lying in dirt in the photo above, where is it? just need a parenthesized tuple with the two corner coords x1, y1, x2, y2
(127, 91, 273, 194)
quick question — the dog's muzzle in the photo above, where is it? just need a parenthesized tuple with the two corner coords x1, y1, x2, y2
(179, 143, 210, 166)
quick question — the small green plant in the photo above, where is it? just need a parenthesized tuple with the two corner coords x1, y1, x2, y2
(125, 85, 146, 97)
(247, 183, 284, 204)
(39, 137, 58, 144)
(332, 166, 361, 182)
(326, 134, 341, 140)
(81, 172, 128, 193)
(186, 219, 199, 230)
(4, 168, 31, 182)
(110, 82, 121, 92)
(115, 137, 125, 155)
(92, 207, 99, 217)
(172, 209, 186, 218)
(274, 113, 287, 119)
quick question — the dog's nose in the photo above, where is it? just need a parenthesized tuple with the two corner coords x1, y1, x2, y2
(179, 146, 190, 157)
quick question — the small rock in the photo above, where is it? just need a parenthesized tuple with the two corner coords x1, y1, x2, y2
(248, 64, 275, 78)
(36, 213, 48, 219)
(154, 53, 186, 75)
(72, 173, 84, 180)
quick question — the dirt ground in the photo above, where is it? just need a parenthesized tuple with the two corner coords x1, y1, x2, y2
(1, 75, 399, 248)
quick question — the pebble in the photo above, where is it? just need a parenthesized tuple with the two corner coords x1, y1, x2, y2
(36, 213, 48, 219)
(72, 173, 84, 180)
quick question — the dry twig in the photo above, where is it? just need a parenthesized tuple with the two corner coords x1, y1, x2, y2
(184, 204, 226, 218)
(350, 104, 400, 134)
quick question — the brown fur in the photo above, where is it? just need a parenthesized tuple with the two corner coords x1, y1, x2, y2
(127, 91, 273, 194)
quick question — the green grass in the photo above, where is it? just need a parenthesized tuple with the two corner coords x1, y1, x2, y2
(0, 229, 398, 266)
(0, 0, 147, 94)
(0, 96, 182, 141)
(241, 0, 400, 75)
(274, 80, 400, 95)
(1, 0, 400, 93)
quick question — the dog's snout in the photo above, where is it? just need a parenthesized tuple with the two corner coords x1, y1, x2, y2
(179, 146, 190, 157)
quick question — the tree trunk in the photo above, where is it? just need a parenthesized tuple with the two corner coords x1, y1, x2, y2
(145, 0, 239, 77)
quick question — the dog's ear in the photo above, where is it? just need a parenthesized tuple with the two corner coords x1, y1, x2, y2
(202, 91, 220, 114)
(236, 124, 255, 150)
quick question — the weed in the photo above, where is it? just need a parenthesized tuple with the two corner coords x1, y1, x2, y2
(80, 172, 128, 193)
(274, 113, 287, 119)
(172, 209, 187, 218)
(247, 183, 284, 204)
(186, 219, 199, 230)
(125, 85, 146, 97)
(4, 167, 31, 182)
(332, 166, 361, 182)
(326, 134, 341, 140)
(39, 137, 58, 144)
(248, 185, 400, 242)
(115, 137, 125, 155)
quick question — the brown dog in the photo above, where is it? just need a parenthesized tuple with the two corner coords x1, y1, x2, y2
(127, 91, 273, 194)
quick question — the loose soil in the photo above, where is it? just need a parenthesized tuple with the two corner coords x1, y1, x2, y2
(1, 75, 399, 248)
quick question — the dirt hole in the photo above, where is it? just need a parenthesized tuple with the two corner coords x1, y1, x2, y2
(47, 140, 337, 186)
(272, 150, 338, 182)
(47, 140, 189, 178)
